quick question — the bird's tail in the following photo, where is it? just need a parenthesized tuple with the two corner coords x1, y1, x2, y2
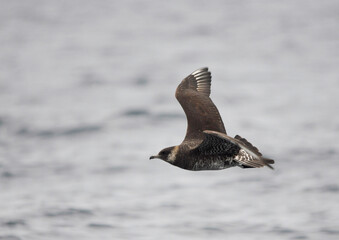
(234, 135, 275, 170)
(262, 157, 275, 170)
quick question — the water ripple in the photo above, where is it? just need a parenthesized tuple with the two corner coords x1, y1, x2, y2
(2, 219, 26, 228)
(87, 223, 115, 229)
(45, 208, 93, 217)
(122, 109, 150, 117)
(0, 236, 21, 240)
(16, 125, 103, 138)
(321, 228, 339, 235)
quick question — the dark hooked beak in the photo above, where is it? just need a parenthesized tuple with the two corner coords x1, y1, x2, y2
(149, 155, 159, 160)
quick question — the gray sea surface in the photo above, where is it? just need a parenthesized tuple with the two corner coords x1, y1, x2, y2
(1, 0, 339, 239)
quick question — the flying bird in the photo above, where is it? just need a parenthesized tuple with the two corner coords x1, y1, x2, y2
(150, 67, 274, 171)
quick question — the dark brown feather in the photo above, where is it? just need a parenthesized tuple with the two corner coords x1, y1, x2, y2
(203, 130, 274, 170)
(175, 67, 226, 141)
(234, 135, 262, 156)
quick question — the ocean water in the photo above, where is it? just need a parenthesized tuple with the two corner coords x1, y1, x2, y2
(1, 0, 339, 239)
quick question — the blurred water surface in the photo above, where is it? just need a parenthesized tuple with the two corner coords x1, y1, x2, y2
(1, 0, 339, 239)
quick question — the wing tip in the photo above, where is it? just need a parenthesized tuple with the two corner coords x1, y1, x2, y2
(191, 67, 209, 75)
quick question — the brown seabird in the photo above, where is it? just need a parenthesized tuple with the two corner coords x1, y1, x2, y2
(150, 67, 274, 171)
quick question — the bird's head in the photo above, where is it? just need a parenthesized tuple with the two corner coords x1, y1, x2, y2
(150, 146, 178, 163)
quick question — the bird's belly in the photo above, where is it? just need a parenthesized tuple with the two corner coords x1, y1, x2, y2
(192, 156, 236, 171)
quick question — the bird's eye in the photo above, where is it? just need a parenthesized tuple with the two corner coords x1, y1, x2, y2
(160, 151, 169, 155)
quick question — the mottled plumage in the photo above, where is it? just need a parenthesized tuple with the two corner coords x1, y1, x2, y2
(150, 67, 274, 171)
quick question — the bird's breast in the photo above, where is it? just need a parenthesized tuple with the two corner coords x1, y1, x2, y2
(191, 156, 236, 171)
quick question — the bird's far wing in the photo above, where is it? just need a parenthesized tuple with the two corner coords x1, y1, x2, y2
(175, 67, 226, 141)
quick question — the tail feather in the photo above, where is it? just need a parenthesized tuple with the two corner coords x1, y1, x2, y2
(262, 157, 275, 170)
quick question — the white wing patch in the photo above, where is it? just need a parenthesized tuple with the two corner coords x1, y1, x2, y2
(235, 149, 264, 168)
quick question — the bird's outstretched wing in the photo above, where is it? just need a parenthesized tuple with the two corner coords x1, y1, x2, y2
(175, 67, 226, 141)
(202, 130, 274, 169)
(192, 131, 240, 158)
